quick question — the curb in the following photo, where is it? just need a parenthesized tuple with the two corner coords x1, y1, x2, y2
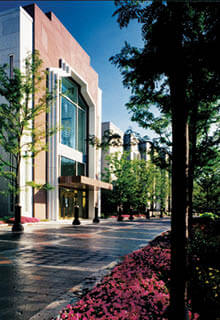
(29, 261, 119, 320)
(28, 223, 170, 320)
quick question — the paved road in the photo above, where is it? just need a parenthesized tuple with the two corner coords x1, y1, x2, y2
(0, 218, 170, 320)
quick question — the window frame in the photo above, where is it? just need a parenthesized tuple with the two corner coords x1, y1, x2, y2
(60, 77, 88, 175)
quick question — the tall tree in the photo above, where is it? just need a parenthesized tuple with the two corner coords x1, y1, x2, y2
(103, 150, 170, 216)
(111, 1, 220, 318)
(0, 50, 56, 231)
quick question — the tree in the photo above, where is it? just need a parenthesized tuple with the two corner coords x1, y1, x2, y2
(111, 1, 220, 318)
(0, 50, 56, 231)
(102, 150, 170, 217)
(193, 134, 220, 214)
(102, 152, 136, 214)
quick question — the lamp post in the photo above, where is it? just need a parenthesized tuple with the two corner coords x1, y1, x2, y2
(72, 205, 80, 225)
(93, 207, 100, 223)
(145, 208, 150, 219)
(117, 207, 123, 221)
(129, 209, 134, 221)
(12, 204, 24, 232)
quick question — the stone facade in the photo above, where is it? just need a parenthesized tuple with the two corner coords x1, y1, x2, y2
(0, 4, 107, 221)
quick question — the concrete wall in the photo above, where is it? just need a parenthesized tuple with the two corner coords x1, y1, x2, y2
(0, 7, 33, 217)
(0, 8, 20, 217)
(19, 8, 33, 218)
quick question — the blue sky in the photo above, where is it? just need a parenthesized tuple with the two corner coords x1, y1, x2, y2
(0, 1, 152, 137)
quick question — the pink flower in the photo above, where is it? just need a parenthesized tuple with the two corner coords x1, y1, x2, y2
(56, 237, 191, 320)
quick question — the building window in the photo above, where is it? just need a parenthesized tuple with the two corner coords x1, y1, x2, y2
(9, 55, 14, 79)
(61, 156, 85, 177)
(61, 157, 76, 176)
(62, 77, 78, 104)
(77, 162, 85, 176)
(61, 96, 76, 149)
(61, 77, 87, 155)
(78, 108, 86, 153)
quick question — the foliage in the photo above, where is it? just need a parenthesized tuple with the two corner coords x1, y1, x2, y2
(111, 2, 220, 144)
(53, 224, 218, 320)
(188, 221, 220, 318)
(103, 152, 135, 210)
(89, 130, 122, 151)
(199, 212, 219, 220)
(102, 151, 170, 214)
(189, 229, 219, 267)
(192, 265, 220, 310)
(0, 50, 57, 207)
(193, 151, 220, 214)
(53, 234, 199, 320)
(111, 1, 220, 217)
(111, 2, 220, 315)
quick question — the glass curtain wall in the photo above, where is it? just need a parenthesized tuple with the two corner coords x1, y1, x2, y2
(61, 157, 85, 176)
(61, 77, 87, 158)
(61, 97, 76, 149)
(59, 78, 88, 220)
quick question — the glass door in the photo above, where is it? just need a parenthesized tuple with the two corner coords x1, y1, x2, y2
(59, 188, 76, 219)
(59, 187, 88, 219)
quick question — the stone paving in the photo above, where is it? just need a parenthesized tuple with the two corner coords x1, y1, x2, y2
(0, 217, 170, 320)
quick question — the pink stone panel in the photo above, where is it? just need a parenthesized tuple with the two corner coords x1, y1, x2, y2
(25, 4, 98, 105)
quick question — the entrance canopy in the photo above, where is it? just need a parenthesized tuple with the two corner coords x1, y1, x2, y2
(59, 176, 113, 190)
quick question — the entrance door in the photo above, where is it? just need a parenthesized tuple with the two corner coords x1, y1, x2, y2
(78, 190, 88, 219)
(59, 187, 88, 219)
(59, 188, 76, 219)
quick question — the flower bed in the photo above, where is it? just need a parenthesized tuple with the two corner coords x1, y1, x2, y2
(109, 214, 146, 219)
(53, 232, 199, 320)
(8, 216, 40, 224)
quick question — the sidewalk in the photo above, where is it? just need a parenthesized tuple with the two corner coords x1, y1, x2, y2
(0, 217, 170, 320)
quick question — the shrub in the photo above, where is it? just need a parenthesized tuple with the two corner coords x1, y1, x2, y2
(199, 212, 219, 220)
(190, 265, 220, 318)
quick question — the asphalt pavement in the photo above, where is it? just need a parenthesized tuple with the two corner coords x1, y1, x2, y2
(0, 217, 170, 320)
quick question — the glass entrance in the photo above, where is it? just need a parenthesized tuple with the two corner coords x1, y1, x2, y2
(59, 187, 88, 219)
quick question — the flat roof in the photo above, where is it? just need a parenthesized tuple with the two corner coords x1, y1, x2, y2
(59, 176, 113, 191)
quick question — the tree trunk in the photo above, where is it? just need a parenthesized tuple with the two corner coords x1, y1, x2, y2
(188, 105, 198, 238)
(169, 72, 188, 319)
(12, 152, 24, 232)
(186, 123, 190, 240)
(167, 4, 189, 318)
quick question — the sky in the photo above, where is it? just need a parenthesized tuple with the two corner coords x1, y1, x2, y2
(0, 0, 153, 138)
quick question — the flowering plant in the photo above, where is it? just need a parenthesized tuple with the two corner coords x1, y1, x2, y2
(8, 216, 40, 224)
(53, 233, 199, 320)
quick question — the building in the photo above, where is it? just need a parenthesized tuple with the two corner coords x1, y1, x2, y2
(0, 4, 112, 221)
(101, 122, 152, 171)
